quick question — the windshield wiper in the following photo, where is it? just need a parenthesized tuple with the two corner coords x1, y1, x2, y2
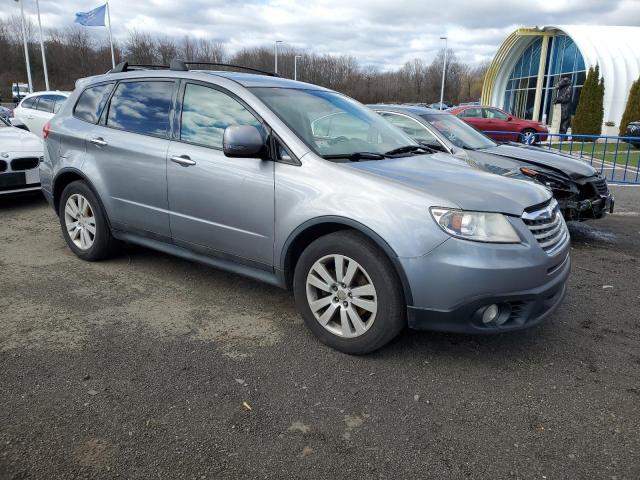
(322, 152, 386, 162)
(384, 145, 431, 156)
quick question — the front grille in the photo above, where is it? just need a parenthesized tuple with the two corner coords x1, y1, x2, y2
(0, 160, 6, 172)
(591, 178, 609, 196)
(522, 199, 568, 253)
(10, 157, 40, 171)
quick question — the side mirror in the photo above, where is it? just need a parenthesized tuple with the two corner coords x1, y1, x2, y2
(223, 125, 266, 158)
(507, 115, 514, 121)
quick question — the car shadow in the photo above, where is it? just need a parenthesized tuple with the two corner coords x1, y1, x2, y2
(0, 191, 46, 210)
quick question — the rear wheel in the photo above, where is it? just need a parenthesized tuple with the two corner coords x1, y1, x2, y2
(520, 128, 538, 145)
(59, 181, 119, 261)
(293, 231, 405, 354)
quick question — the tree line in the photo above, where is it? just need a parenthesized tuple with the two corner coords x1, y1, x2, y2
(0, 15, 488, 105)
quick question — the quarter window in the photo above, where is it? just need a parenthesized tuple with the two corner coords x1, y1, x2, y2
(74, 83, 114, 124)
(180, 83, 262, 149)
(106, 81, 174, 137)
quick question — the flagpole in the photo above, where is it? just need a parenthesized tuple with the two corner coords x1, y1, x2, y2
(15, 0, 33, 94)
(105, 0, 115, 68)
(35, 0, 49, 90)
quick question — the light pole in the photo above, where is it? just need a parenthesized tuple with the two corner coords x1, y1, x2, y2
(15, 0, 33, 94)
(294, 55, 302, 81)
(439, 36, 448, 110)
(35, 0, 49, 90)
(274, 40, 283, 74)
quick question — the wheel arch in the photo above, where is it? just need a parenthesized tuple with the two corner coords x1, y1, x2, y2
(52, 168, 111, 228)
(280, 216, 414, 306)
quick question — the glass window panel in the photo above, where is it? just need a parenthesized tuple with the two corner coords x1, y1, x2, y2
(529, 38, 542, 76)
(180, 83, 262, 149)
(74, 83, 115, 124)
(106, 81, 174, 137)
(575, 51, 585, 72)
(575, 71, 586, 86)
(381, 113, 440, 146)
(561, 39, 577, 73)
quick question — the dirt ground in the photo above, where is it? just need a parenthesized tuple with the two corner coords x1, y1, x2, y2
(1, 186, 639, 479)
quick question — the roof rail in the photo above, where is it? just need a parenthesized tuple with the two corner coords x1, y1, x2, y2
(169, 59, 280, 77)
(109, 61, 169, 73)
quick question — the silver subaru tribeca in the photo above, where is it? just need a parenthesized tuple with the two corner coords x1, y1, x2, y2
(40, 61, 570, 354)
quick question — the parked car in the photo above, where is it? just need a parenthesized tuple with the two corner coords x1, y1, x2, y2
(623, 121, 640, 148)
(0, 105, 13, 121)
(12, 83, 29, 103)
(41, 61, 570, 354)
(448, 105, 548, 144)
(370, 104, 614, 221)
(12, 91, 70, 137)
(427, 101, 450, 110)
(0, 116, 43, 195)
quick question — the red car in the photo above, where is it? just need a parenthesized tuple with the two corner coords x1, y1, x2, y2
(448, 106, 548, 144)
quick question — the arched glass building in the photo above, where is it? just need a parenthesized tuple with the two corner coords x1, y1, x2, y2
(482, 26, 640, 134)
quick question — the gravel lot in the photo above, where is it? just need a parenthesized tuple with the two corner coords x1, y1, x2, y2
(1, 186, 639, 479)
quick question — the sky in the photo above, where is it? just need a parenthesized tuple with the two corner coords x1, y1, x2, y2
(2, 0, 640, 70)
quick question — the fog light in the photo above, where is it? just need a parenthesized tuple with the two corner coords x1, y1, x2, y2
(482, 304, 500, 324)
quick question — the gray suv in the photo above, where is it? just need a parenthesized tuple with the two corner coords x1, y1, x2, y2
(40, 61, 570, 354)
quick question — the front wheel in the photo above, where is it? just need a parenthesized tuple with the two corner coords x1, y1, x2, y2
(293, 231, 405, 354)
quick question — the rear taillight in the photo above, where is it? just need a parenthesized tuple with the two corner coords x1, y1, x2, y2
(43, 121, 50, 139)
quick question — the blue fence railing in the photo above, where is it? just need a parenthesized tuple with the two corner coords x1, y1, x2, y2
(482, 130, 640, 185)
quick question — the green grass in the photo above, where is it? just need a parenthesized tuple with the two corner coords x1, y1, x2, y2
(547, 140, 640, 169)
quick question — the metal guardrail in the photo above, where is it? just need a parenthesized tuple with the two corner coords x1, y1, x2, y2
(482, 130, 640, 185)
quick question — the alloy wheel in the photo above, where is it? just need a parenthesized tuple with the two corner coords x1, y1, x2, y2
(305, 254, 378, 338)
(64, 193, 96, 250)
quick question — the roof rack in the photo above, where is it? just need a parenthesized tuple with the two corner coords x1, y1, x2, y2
(169, 59, 279, 77)
(109, 61, 169, 73)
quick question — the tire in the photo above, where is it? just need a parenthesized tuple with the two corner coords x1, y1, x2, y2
(293, 230, 405, 354)
(58, 180, 119, 261)
(520, 128, 538, 145)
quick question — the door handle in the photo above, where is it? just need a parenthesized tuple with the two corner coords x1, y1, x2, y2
(89, 137, 108, 147)
(27, 115, 34, 119)
(170, 155, 196, 167)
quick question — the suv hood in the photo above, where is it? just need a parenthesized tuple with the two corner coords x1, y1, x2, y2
(0, 127, 43, 153)
(480, 143, 596, 179)
(346, 153, 551, 216)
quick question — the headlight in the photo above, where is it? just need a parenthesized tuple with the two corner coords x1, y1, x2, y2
(430, 208, 520, 243)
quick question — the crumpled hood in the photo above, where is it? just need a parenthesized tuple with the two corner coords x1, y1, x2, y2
(0, 127, 43, 154)
(480, 143, 596, 179)
(346, 153, 551, 216)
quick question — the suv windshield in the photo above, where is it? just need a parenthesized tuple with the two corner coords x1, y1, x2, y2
(421, 113, 497, 150)
(250, 87, 418, 159)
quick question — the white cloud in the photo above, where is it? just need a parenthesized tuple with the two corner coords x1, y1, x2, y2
(2, 0, 639, 69)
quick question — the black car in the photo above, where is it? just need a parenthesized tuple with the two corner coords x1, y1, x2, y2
(624, 121, 640, 148)
(369, 104, 614, 221)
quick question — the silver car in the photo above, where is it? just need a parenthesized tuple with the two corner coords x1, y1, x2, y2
(40, 61, 570, 354)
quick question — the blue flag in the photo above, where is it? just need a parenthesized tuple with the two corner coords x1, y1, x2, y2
(75, 4, 106, 26)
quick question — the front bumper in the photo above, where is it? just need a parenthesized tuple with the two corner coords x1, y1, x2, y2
(558, 189, 614, 221)
(407, 254, 569, 333)
(400, 219, 570, 334)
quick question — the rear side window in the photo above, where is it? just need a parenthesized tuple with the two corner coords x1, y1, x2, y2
(36, 95, 56, 113)
(106, 81, 174, 138)
(21, 97, 37, 109)
(74, 83, 114, 124)
(459, 108, 482, 118)
(180, 83, 261, 148)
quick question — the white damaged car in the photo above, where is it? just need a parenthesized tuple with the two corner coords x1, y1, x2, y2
(0, 116, 43, 195)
